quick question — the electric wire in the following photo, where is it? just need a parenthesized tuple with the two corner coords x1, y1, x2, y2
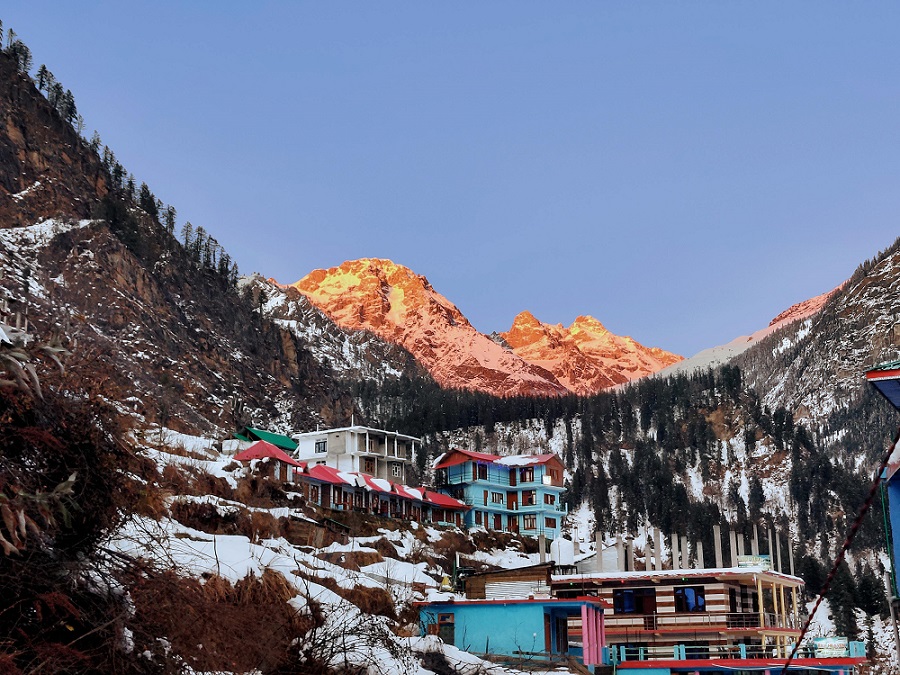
(780, 424, 900, 675)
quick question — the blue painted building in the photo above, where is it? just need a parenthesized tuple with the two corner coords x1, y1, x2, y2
(433, 449, 567, 539)
(419, 597, 606, 666)
(867, 361, 900, 597)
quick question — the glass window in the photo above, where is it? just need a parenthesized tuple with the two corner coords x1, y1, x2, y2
(491, 491, 504, 504)
(520, 467, 534, 483)
(523, 514, 536, 530)
(613, 588, 657, 615)
(477, 464, 488, 480)
(544, 493, 556, 505)
(674, 586, 706, 612)
(545, 517, 557, 529)
(314, 439, 327, 453)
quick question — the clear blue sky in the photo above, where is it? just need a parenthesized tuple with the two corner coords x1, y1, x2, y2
(5, 3, 900, 356)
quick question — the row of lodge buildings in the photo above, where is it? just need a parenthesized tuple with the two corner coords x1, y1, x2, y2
(419, 548, 867, 673)
(229, 425, 566, 538)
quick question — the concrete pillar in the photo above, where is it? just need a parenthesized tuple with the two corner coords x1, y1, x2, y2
(539, 534, 546, 564)
(654, 528, 663, 571)
(729, 529, 738, 567)
(681, 534, 689, 569)
(596, 531, 604, 572)
(697, 540, 705, 569)
(775, 533, 783, 573)
(737, 531, 745, 557)
(751, 524, 759, 556)
(788, 539, 795, 576)
(767, 527, 774, 559)
(616, 535, 625, 571)
(626, 536, 634, 572)
(713, 525, 724, 568)
(671, 533, 680, 570)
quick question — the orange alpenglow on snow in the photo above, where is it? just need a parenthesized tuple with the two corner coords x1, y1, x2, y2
(500, 311, 683, 396)
(291, 258, 680, 397)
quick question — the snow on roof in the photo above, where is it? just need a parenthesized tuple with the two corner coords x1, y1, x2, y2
(233, 440, 305, 467)
(496, 454, 559, 467)
(552, 565, 803, 585)
(432, 448, 501, 469)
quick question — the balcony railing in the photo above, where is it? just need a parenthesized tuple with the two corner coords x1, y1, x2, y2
(607, 611, 800, 632)
(608, 639, 866, 663)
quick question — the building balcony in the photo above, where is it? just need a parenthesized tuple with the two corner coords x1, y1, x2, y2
(606, 610, 801, 634)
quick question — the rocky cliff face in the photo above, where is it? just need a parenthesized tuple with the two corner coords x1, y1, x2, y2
(0, 51, 353, 434)
(0, 53, 107, 227)
(292, 258, 569, 397)
(501, 311, 682, 395)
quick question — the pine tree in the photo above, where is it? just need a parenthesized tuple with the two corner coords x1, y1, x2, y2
(181, 221, 194, 249)
(89, 131, 101, 153)
(163, 206, 177, 235)
(36, 64, 48, 90)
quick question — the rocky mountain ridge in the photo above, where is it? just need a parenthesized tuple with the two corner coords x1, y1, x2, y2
(290, 257, 681, 397)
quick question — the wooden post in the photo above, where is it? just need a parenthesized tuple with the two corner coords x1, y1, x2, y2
(757, 576, 766, 650)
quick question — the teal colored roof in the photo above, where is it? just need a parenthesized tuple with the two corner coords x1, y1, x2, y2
(233, 432, 251, 442)
(241, 427, 298, 451)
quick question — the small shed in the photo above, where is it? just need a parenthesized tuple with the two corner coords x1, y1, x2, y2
(464, 562, 554, 600)
(233, 440, 305, 482)
(418, 597, 606, 667)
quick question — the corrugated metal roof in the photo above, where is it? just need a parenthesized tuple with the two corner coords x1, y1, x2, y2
(243, 427, 298, 451)
(233, 440, 305, 467)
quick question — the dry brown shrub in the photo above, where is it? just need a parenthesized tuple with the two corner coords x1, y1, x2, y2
(319, 550, 383, 569)
(434, 530, 475, 556)
(169, 500, 250, 536)
(340, 585, 396, 620)
(374, 536, 400, 558)
(127, 567, 311, 673)
(248, 510, 279, 540)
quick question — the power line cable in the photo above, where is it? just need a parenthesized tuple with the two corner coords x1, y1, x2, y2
(781, 425, 900, 674)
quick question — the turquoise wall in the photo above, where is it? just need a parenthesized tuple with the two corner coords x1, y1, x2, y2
(422, 603, 548, 655)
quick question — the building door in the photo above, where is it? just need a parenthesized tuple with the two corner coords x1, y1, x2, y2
(437, 613, 455, 645)
(493, 514, 502, 530)
(321, 485, 331, 509)
(554, 616, 569, 653)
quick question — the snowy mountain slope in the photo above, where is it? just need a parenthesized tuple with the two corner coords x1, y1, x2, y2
(736, 242, 900, 421)
(242, 273, 429, 384)
(653, 285, 841, 380)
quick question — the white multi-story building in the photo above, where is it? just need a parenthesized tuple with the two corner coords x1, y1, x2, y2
(293, 425, 419, 484)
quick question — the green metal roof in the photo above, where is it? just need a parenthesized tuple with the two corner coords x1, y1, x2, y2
(242, 427, 298, 451)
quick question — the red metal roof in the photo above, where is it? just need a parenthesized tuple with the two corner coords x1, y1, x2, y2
(303, 464, 353, 485)
(433, 448, 501, 470)
(418, 489, 470, 510)
(234, 440, 305, 467)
